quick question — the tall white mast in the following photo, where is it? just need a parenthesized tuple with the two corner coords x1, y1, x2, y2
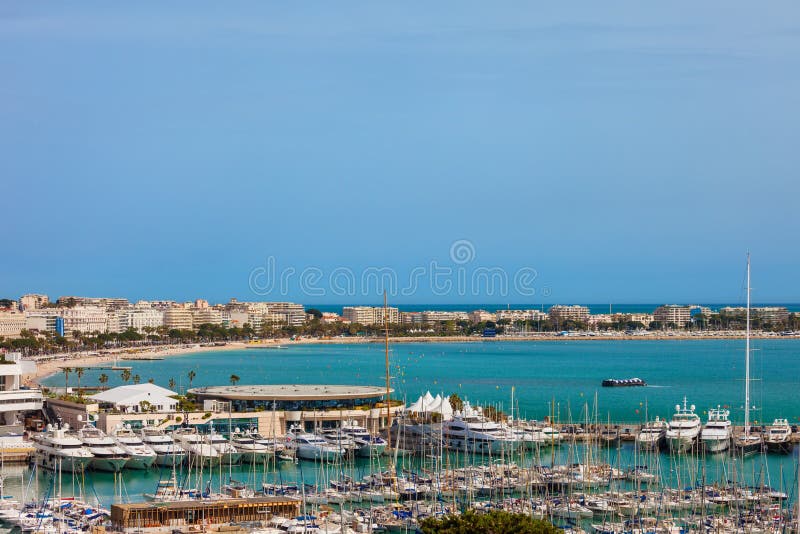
(744, 253, 751, 436)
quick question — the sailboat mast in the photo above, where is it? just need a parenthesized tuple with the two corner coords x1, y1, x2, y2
(744, 253, 751, 435)
(384, 292, 392, 451)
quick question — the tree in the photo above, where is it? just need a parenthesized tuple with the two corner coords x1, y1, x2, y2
(62, 367, 72, 392)
(133, 374, 141, 385)
(307, 308, 323, 320)
(168, 378, 176, 390)
(188, 370, 196, 389)
(230, 374, 240, 386)
(98, 373, 109, 387)
(449, 393, 464, 412)
(419, 511, 560, 534)
(120, 369, 132, 384)
(148, 377, 155, 384)
(75, 367, 85, 395)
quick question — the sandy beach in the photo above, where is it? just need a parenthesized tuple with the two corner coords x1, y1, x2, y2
(27, 331, 797, 386)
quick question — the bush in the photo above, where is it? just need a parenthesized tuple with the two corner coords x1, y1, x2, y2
(420, 511, 560, 534)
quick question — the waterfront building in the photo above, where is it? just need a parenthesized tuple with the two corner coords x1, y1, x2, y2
(653, 305, 692, 327)
(548, 305, 590, 323)
(25, 306, 109, 334)
(191, 307, 222, 326)
(320, 312, 344, 323)
(468, 310, 497, 323)
(420, 310, 468, 324)
(109, 308, 164, 333)
(20, 293, 49, 311)
(190, 384, 398, 434)
(90, 384, 179, 414)
(24, 313, 60, 334)
(400, 311, 424, 324)
(263, 302, 307, 326)
(0, 352, 43, 425)
(495, 309, 548, 323)
(0, 312, 26, 338)
(343, 306, 399, 325)
(720, 306, 790, 324)
(57, 296, 130, 310)
(163, 307, 194, 330)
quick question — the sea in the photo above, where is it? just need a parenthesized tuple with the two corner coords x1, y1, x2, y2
(25, 338, 800, 509)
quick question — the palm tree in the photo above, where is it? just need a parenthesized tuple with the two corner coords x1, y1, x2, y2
(188, 370, 196, 389)
(230, 374, 240, 386)
(75, 367, 85, 395)
(62, 367, 72, 393)
(98, 373, 109, 388)
(120, 369, 132, 384)
(133, 374, 141, 385)
(168, 378, 176, 390)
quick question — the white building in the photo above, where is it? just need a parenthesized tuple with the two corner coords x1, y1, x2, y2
(468, 310, 497, 323)
(0, 313, 26, 338)
(110, 308, 164, 333)
(25, 306, 109, 334)
(89, 383, 179, 414)
(0, 352, 43, 425)
(191, 307, 223, 326)
(420, 310, 468, 324)
(19, 294, 49, 311)
(653, 305, 691, 327)
(163, 307, 194, 330)
(548, 305, 590, 323)
(342, 306, 400, 325)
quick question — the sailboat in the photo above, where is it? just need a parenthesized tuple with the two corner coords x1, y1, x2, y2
(732, 253, 763, 456)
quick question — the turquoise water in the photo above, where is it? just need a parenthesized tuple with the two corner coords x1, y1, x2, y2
(30, 339, 800, 508)
(45, 339, 800, 424)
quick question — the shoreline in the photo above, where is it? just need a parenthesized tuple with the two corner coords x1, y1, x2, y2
(28, 332, 798, 386)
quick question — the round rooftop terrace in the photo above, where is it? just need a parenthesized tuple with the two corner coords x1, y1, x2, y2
(188, 384, 392, 401)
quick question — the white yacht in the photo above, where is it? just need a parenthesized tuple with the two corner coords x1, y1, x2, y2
(249, 431, 287, 455)
(77, 424, 129, 472)
(285, 426, 345, 462)
(441, 403, 522, 454)
(700, 407, 732, 453)
(207, 428, 242, 465)
(321, 428, 359, 455)
(33, 424, 94, 473)
(636, 417, 667, 451)
(174, 427, 221, 466)
(665, 398, 701, 453)
(230, 430, 273, 463)
(765, 418, 793, 454)
(110, 426, 157, 469)
(139, 426, 187, 467)
(339, 420, 388, 457)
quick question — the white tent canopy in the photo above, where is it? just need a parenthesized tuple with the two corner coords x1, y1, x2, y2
(405, 391, 453, 417)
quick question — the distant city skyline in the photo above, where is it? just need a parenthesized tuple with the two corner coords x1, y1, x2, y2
(3, 2, 799, 303)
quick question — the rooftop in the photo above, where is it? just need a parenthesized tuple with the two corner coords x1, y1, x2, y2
(189, 384, 392, 401)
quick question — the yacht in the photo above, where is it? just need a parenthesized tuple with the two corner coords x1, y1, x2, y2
(285, 426, 345, 462)
(77, 424, 129, 472)
(700, 407, 732, 453)
(765, 418, 793, 454)
(110, 426, 157, 469)
(320, 428, 359, 455)
(174, 427, 221, 466)
(636, 417, 667, 451)
(339, 420, 387, 457)
(441, 403, 521, 454)
(32, 424, 94, 473)
(139, 426, 187, 467)
(665, 398, 701, 453)
(207, 428, 242, 465)
(230, 430, 273, 463)
(249, 431, 287, 455)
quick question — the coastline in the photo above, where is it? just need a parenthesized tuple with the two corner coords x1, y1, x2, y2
(28, 331, 798, 385)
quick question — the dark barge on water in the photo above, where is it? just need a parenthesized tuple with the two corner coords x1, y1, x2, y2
(602, 377, 647, 387)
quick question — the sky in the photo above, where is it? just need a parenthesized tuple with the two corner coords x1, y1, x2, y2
(2, 2, 799, 305)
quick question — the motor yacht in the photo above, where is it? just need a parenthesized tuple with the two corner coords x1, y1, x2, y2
(666, 398, 701, 453)
(76, 424, 129, 472)
(700, 407, 732, 453)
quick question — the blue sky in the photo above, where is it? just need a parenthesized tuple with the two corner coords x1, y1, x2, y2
(2, 2, 798, 305)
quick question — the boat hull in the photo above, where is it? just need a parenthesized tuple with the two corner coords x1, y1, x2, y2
(90, 457, 129, 472)
(701, 437, 730, 453)
(36, 452, 92, 473)
(125, 454, 156, 470)
(667, 435, 696, 454)
(154, 452, 188, 467)
(766, 440, 793, 454)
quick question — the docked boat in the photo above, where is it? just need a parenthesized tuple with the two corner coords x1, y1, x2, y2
(601, 378, 646, 387)
(665, 398, 701, 453)
(286, 426, 345, 462)
(230, 430, 273, 463)
(110, 426, 157, 469)
(321, 428, 360, 455)
(700, 407, 732, 453)
(207, 428, 243, 465)
(441, 403, 522, 454)
(139, 426, 187, 467)
(32, 424, 94, 473)
(599, 427, 619, 447)
(77, 424, 129, 472)
(765, 418, 793, 454)
(174, 427, 221, 466)
(339, 420, 388, 457)
(636, 417, 667, 451)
